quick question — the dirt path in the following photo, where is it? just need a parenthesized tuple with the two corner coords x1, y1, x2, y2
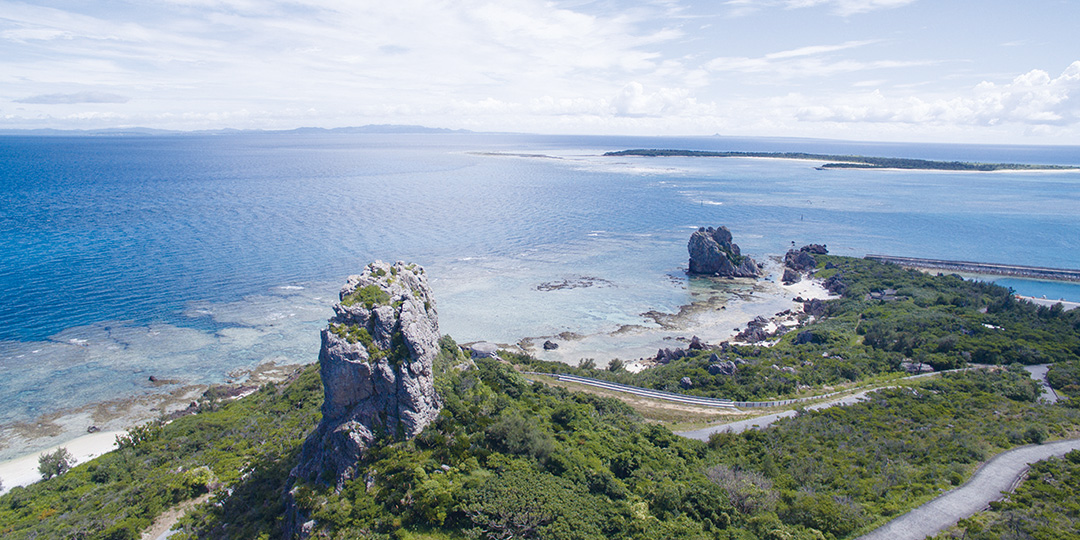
(856, 438, 1080, 540)
(141, 493, 210, 540)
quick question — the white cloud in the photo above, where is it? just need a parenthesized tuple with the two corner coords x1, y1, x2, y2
(14, 91, 130, 104)
(706, 40, 933, 78)
(794, 62, 1080, 127)
(784, 0, 917, 16)
(725, 0, 916, 17)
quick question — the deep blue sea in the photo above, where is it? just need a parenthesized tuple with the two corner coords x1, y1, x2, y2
(1, 131, 1079, 445)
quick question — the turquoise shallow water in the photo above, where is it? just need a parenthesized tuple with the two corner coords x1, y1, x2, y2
(1, 132, 1078, 431)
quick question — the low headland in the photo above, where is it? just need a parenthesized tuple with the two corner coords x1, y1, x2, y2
(604, 148, 1080, 171)
(3, 230, 1080, 540)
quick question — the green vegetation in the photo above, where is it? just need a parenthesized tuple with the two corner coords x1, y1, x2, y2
(603, 149, 1078, 171)
(930, 450, 1080, 540)
(330, 323, 387, 360)
(0, 368, 322, 540)
(3, 346, 1078, 539)
(3, 256, 1079, 539)
(519, 255, 1080, 401)
(37, 448, 75, 481)
(1050, 360, 1080, 399)
(342, 284, 391, 309)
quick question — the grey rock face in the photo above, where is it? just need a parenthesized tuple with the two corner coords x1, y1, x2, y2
(679, 376, 693, 389)
(687, 226, 761, 277)
(782, 267, 801, 285)
(709, 361, 737, 376)
(803, 298, 826, 318)
(784, 250, 817, 272)
(293, 261, 441, 487)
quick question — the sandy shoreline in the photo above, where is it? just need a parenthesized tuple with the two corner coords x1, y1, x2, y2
(0, 430, 124, 495)
(517, 259, 834, 370)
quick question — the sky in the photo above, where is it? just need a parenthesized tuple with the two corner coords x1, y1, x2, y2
(1, 0, 1079, 144)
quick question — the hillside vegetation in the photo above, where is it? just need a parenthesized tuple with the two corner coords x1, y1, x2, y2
(2, 256, 1080, 539)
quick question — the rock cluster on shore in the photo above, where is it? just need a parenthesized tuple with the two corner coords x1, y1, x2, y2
(687, 226, 761, 277)
(292, 261, 441, 488)
(782, 244, 827, 285)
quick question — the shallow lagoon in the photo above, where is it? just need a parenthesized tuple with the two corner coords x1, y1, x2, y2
(1, 131, 1078, 458)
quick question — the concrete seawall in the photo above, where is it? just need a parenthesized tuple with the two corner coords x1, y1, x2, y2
(865, 255, 1080, 282)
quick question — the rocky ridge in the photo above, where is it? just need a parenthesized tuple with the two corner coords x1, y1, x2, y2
(687, 226, 762, 277)
(292, 261, 441, 487)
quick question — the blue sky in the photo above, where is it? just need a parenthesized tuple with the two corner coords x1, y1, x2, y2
(1, 0, 1078, 143)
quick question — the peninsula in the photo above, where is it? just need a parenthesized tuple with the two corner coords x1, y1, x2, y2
(603, 149, 1079, 171)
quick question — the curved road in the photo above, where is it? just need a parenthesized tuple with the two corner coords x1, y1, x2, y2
(857, 438, 1080, 540)
(672, 364, 1076, 540)
(677, 387, 886, 439)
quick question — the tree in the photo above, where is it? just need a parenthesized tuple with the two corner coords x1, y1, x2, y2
(39, 447, 76, 480)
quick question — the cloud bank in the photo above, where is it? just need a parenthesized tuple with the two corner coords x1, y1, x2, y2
(1, 0, 1078, 143)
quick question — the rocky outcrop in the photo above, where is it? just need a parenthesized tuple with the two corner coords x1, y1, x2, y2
(687, 226, 761, 277)
(784, 250, 817, 272)
(823, 273, 848, 296)
(782, 267, 801, 285)
(803, 298, 826, 318)
(782, 244, 824, 285)
(292, 261, 441, 488)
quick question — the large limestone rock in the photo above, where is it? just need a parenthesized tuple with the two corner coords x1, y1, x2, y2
(293, 261, 441, 487)
(687, 226, 761, 277)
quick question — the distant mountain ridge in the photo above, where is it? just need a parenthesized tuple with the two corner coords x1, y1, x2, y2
(0, 124, 471, 136)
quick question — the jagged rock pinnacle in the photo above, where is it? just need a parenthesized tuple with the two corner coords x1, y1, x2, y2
(292, 261, 441, 487)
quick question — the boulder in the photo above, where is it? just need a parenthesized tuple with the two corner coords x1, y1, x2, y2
(542, 340, 559, 350)
(688, 336, 705, 350)
(748, 316, 769, 328)
(803, 298, 826, 318)
(823, 273, 847, 296)
(679, 376, 693, 389)
(784, 249, 817, 272)
(794, 330, 821, 345)
(687, 226, 761, 277)
(782, 267, 801, 285)
(709, 361, 737, 376)
(736, 326, 768, 343)
(800, 244, 828, 255)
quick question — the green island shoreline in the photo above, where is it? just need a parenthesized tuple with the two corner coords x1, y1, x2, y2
(604, 149, 1079, 171)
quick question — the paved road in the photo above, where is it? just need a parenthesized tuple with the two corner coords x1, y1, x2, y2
(675, 363, 1075, 540)
(1023, 364, 1060, 404)
(676, 388, 886, 439)
(857, 438, 1080, 540)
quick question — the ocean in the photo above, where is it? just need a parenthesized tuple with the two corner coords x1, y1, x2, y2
(1, 131, 1078, 453)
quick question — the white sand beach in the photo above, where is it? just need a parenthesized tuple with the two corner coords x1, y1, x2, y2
(0, 430, 124, 495)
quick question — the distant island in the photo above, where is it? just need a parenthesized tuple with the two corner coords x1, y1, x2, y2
(604, 149, 1079, 171)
